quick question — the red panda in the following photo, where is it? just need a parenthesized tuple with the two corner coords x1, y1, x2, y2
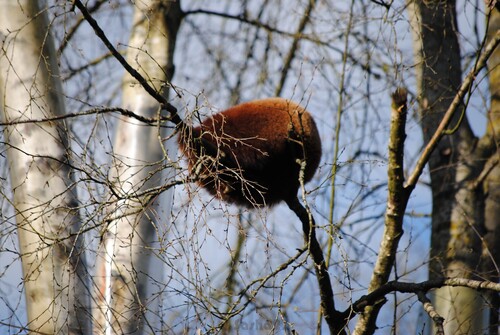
(178, 97, 322, 207)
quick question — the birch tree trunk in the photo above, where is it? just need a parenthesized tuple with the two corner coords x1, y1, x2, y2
(92, 1, 182, 334)
(408, 1, 500, 333)
(0, 1, 91, 334)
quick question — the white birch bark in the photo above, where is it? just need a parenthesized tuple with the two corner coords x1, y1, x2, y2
(92, 1, 182, 334)
(0, 1, 91, 334)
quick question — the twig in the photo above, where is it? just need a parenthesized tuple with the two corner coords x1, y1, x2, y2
(323, 1, 356, 332)
(213, 249, 306, 332)
(0, 106, 169, 126)
(275, 0, 317, 96)
(183, 8, 383, 79)
(326, 0, 355, 268)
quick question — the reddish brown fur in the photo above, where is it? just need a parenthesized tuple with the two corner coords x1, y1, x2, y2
(178, 98, 322, 207)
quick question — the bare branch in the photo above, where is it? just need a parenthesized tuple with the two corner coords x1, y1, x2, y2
(471, 152, 500, 190)
(0, 106, 172, 126)
(213, 249, 307, 332)
(72, 0, 182, 125)
(286, 196, 347, 335)
(183, 7, 384, 79)
(405, 30, 500, 190)
(354, 87, 410, 334)
(417, 291, 445, 335)
(58, 0, 108, 54)
(286, 160, 347, 335)
(275, 0, 316, 96)
(345, 277, 500, 321)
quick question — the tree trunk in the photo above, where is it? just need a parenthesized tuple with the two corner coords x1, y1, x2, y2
(482, 5, 500, 334)
(408, 0, 495, 333)
(0, 1, 91, 334)
(92, 1, 182, 334)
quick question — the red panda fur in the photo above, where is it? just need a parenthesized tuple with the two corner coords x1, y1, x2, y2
(178, 97, 322, 207)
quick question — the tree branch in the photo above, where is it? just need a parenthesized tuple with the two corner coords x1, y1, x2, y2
(286, 159, 347, 335)
(59, 0, 108, 54)
(286, 197, 347, 335)
(72, 0, 183, 126)
(405, 29, 500, 190)
(353, 87, 410, 334)
(275, 0, 316, 96)
(0, 106, 171, 126)
(417, 291, 444, 335)
(344, 277, 500, 323)
(471, 152, 500, 190)
(183, 8, 384, 79)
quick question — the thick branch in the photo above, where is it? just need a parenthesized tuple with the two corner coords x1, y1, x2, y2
(344, 277, 500, 323)
(417, 291, 445, 335)
(370, 88, 409, 290)
(353, 88, 410, 334)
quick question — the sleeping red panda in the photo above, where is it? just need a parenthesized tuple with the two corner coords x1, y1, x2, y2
(178, 97, 322, 207)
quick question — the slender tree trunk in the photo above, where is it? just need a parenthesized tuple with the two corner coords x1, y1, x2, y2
(0, 1, 91, 334)
(408, 0, 495, 333)
(92, 1, 182, 334)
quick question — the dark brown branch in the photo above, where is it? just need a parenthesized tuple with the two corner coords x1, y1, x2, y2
(370, 0, 391, 9)
(343, 277, 500, 322)
(183, 9, 290, 37)
(183, 8, 383, 79)
(286, 197, 347, 335)
(59, 0, 108, 54)
(0, 107, 170, 126)
(275, 0, 316, 96)
(72, 0, 183, 126)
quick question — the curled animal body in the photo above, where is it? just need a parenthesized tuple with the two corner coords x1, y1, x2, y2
(178, 98, 322, 207)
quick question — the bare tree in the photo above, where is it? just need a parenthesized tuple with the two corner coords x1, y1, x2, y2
(0, 1, 91, 333)
(74, 0, 183, 333)
(1, 1, 499, 334)
(405, 1, 500, 333)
